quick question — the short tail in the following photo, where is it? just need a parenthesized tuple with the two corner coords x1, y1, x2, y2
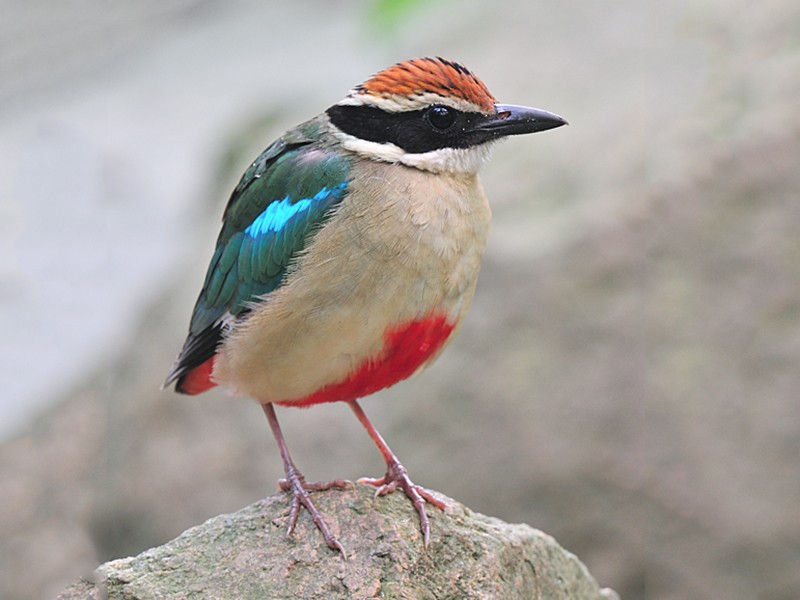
(163, 356, 217, 395)
(163, 326, 224, 395)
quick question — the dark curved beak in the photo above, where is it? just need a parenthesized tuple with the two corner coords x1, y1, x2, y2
(467, 104, 568, 139)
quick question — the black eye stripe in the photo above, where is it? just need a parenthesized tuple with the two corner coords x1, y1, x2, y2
(327, 104, 488, 154)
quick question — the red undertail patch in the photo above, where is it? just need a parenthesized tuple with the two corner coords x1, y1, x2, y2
(177, 356, 217, 395)
(280, 314, 455, 407)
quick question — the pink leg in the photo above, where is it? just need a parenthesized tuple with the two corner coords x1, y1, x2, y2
(262, 403, 349, 554)
(348, 400, 447, 546)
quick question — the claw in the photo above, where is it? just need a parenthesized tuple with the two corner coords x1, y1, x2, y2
(262, 403, 349, 555)
(358, 458, 447, 547)
(277, 466, 349, 553)
(348, 400, 448, 546)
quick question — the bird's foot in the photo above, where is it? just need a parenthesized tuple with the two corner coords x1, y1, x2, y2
(277, 468, 351, 555)
(358, 460, 447, 547)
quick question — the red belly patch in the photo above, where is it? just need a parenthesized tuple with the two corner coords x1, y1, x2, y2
(280, 314, 455, 407)
(177, 314, 455, 402)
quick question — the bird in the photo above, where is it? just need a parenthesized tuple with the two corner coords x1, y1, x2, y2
(164, 57, 566, 554)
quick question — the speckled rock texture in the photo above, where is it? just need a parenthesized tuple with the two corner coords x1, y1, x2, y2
(57, 486, 618, 600)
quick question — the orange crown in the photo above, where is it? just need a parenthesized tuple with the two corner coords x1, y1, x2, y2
(353, 57, 496, 114)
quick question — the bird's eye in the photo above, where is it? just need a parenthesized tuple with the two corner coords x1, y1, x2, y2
(426, 105, 456, 130)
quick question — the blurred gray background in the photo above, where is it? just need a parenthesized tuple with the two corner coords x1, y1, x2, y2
(2, 1, 799, 598)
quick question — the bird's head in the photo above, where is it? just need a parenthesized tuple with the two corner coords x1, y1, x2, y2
(326, 57, 567, 175)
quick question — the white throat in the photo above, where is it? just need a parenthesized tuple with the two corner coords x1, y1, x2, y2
(332, 128, 495, 175)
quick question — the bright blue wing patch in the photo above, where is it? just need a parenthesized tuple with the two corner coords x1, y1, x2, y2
(188, 159, 349, 336)
(244, 184, 345, 238)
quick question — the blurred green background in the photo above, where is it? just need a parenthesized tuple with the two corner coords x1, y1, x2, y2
(1, 1, 799, 598)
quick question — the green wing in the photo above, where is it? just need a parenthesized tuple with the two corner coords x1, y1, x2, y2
(166, 119, 352, 386)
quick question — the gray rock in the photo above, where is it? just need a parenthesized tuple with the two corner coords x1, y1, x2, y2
(57, 486, 618, 600)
